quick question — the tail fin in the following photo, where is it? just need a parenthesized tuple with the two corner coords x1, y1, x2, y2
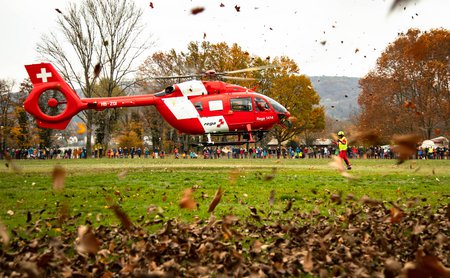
(25, 63, 65, 85)
(23, 63, 83, 130)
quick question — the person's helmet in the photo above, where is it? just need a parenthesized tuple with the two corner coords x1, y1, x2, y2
(338, 131, 345, 136)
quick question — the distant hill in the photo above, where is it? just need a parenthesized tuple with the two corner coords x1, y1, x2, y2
(309, 76, 361, 121)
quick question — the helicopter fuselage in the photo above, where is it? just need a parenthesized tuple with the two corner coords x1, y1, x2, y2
(152, 80, 287, 135)
(23, 63, 290, 140)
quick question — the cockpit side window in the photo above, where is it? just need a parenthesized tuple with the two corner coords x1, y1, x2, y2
(255, 97, 270, 111)
(230, 98, 252, 111)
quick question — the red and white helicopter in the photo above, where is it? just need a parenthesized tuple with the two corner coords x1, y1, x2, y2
(23, 63, 291, 145)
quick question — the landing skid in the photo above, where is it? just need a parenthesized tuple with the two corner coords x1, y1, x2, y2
(190, 130, 267, 147)
(191, 141, 249, 147)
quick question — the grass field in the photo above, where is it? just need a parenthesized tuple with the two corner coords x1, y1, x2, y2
(1, 157, 449, 229)
(1, 157, 449, 276)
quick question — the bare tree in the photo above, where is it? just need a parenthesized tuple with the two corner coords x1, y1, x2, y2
(0, 79, 16, 158)
(37, 0, 151, 156)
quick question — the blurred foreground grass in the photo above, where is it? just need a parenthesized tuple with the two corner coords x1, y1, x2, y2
(0, 158, 449, 229)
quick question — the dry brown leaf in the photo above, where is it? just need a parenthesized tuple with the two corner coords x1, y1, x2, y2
(93, 63, 102, 79)
(303, 250, 314, 272)
(3, 151, 21, 172)
(0, 221, 9, 247)
(229, 169, 240, 186)
(349, 129, 383, 146)
(76, 122, 86, 134)
(330, 191, 342, 205)
(19, 261, 41, 277)
(191, 7, 205, 15)
(283, 200, 292, 213)
(252, 240, 263, 254)
(264, 167, 277, 181)
(110, 204, 133, 231)
(117, 169, 128, 180)
(52, 165, 66, 191)
(389, 206, 405, 223)
(400, 249, 450, 278)
(269, 190, 275, 206)
(179, 188, 197, 210)
(208, 187, 223, 213)
(76, 225, 101, 256)
(329, 156, 352, 179)
(392, 134, 420, 164)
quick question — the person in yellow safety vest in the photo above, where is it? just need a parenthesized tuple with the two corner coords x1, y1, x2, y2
(337, 131, 352, 170)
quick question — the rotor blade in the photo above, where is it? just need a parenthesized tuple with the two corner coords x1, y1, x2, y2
(221, 65, 276, 75)
(147, 74, 200, 80)
(221, 76, 257, 81)
(1, 91, 20, 96)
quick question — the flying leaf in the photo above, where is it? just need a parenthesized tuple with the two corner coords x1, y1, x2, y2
(269, 190, 275, 206)
(392, 134, 420, 164)
(3, 152, 20, 172)
(76, 122, 86, 134)
(110, 204, 133, 231)
(93, 63, 102, 79)
(389, 206, 404, 223)
(191, 7, 205, 15)
(179, 188, 197, 210)
(117, 169, 128, 180)
(330, 191, 342, 205)
(149, 2, 154, 8)
(329, 156, 352, 178)
(283, 200, 292, 213)
(52, 165, 66, 191)
(208, 187, 223, 213)
(76, 225, 101, 256)
(349, 129, 383, 146)
(0, 222, 9, 247)
(263, 168, 276, 181)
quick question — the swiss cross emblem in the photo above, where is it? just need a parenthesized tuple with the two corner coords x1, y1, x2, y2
(217, 118, 225, 128)
(36, 68, 52, 83)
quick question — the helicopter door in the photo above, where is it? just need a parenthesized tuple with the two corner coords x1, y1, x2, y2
(226, 97, 254, 130)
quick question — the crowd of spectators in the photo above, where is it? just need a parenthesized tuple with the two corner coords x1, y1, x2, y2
(3, 144, 449, 160)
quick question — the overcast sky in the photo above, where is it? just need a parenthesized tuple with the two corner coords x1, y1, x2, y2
(0, 0, 448, 87)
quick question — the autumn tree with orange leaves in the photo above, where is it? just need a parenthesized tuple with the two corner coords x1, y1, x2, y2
(358, 28, 450, 141)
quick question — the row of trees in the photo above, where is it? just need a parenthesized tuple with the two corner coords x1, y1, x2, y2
(1, 0, 325, 155)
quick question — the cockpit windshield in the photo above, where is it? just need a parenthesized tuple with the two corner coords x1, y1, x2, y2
(259, 94, 287, 114)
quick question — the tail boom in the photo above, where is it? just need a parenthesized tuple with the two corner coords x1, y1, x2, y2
(24, 63, 157, 129)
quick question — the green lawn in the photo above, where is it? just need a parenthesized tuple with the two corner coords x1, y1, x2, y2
(1, 157, 448, 230)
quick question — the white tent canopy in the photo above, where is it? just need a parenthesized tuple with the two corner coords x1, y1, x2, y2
(421, 140, 435, 148)
(431, 136, 449, 147)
